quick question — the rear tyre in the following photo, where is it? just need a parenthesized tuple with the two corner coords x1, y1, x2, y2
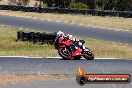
(58, 47, 71, 60)
(83, 48, 94, 60)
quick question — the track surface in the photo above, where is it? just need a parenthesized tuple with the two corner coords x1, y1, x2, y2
(1, 79, 132, 88)
(0, 14, 132, 87)
(0, 57, 132, 75)
(0, 57, 132, 88)
(0, 15, 132, 44)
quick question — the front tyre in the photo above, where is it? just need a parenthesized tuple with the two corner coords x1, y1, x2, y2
(58, 47, 72, 60)
(83, 48, 94, 60)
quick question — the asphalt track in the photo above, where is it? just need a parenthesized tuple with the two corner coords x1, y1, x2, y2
(0, 14, 132, 44)
(0, 14, 132, 88)
(1, 79, 132, 88)
(0, 57, 132, 75)
(0, 57, 132, 88)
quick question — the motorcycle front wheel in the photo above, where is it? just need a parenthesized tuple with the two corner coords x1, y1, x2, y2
(58, 47, 72, 60)
(83, 48, 94, 60)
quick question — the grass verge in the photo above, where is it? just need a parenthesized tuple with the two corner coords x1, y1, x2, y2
(0, 24, 132, 58)
(0, 10, 132, 31)
(0, 25, 58, 57)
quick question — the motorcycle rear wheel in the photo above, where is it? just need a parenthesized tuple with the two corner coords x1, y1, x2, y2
(58, 47, 72, 60)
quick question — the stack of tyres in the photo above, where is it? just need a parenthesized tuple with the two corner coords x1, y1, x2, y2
(17, 31, 57, 45)
(17, 31, 25, 41)
(34, 32, 46, 45)
(34, 32, 41, 44)
(46, 33, 56, 44)
(0, 5, 132, 18)
(45, 33, 53, 44)
(50, 32, 57, 44)
(41, 32, 47, 44)
(17, 31, 29, 41)
(24, 32, 29, 41)
(28, 32, 35, 42)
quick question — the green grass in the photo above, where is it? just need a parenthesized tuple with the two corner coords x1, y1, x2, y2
(0, 25, 58, 57)
(0, 24, 132, 58)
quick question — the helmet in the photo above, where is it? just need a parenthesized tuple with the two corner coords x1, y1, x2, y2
(63, 34, 69, 38)
(57, 31, 64, 36)
(57, 31, 61, 35)
(57, 31, 72, 39)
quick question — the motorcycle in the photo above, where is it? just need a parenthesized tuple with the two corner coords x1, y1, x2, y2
(54, 35, 94, 60)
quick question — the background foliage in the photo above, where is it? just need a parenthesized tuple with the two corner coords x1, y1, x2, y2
(8, 0, 132, 11)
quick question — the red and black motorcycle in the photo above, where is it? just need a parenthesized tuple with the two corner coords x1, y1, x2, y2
(54, 35, 94, 60)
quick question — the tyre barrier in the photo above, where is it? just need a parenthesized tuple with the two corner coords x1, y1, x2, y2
(17, 31, 57, 45)
(0, 5, 132, 18)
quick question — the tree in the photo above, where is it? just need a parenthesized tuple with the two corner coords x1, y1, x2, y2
(128, 0, 132, 10)
(42, 0, 71, 8)
(22, 0, 30, 5)
(42, 0, 132, 10)
(74, 0, 97, 9)
(43, 0, 54, 7)
(69, 2, 88, 9)
(114, 0, 131, 11)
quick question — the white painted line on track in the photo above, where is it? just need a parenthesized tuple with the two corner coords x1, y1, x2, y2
(0, 56, 44, 58)
(55, 20, 62, 23)
(95, 58, 120, 59)
(63, 22, 69, 24)
(46, 19, 51, 21)
(33, 18, 37, 20)
(46, 57, 123, 59)
(47, 57, 61, 59)
(0, 56, 131, 60)
(70, 23, 76, 25)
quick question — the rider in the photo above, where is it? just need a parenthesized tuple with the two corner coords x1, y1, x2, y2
(56, 31, 85, 49)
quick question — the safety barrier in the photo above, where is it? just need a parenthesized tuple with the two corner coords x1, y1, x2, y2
(17, 31, 57, 45)
(0, 5, 132, 18)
